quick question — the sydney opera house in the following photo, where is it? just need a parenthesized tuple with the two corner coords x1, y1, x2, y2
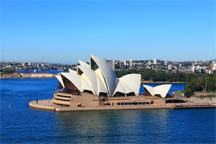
(52, 55, 172, 108)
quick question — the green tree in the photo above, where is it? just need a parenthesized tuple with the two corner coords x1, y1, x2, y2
(184, 88, 193, 97)
(205, 75, 215, 92)
(186, 73, 193, 83)
(184, 79, 197, 97)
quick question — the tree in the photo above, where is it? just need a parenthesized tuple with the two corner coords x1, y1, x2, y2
(184, 79, 197, 97)
(196, 74, 215, 92)
(197, 77, 207, 92)
(166, 72, 173, 82)
(181, 74, 187, 82)
(184, 88, 193, 97)
(205, 75, 215, 92)
(186, 73, 192, 83)
(210, 77, 216, 91)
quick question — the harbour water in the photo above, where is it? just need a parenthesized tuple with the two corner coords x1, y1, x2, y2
(1, 78, 215, 143)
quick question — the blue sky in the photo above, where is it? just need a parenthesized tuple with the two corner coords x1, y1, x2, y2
(1, 1, 215, 64)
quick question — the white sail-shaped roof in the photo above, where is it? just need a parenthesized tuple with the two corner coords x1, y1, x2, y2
(61, 72, 83, 92)
(90, 55, 118, 97)
(113, 80, 133, 96)
(78, 60, 90, 68)
(119, 74, 141, 96)
(94, 68, 108, 92)
(81, 78, 92, 91)
(78, 65, 107, 95)
(120, 80, 133, 94)
(154, 84, 172, 98)
(96, 75, 107, 95)
(55, 55, 143, 97)
(56, 75, 65, 88)
(143, 84, 154, 96)
(143, 84, 172, 98)
(78, 66, 98, 95)
(69, 69, 77, 73)
(80, 73, 96, 94)
(113, 81, 126, 95)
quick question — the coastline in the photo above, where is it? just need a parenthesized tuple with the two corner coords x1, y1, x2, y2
(29, 99, 216, 112)
(1, 77, 186, 84)
(1, 70, 61, 79)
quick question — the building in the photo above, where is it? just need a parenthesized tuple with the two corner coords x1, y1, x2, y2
(21, 73, 33, 77)
(191, 65, 195, 72)
(1, 72, 21, 78)
(32, 73, 54, 78)
(51, 55, 172, 108)
(130, 59, 132, 67)
(165, 59, 167, 65)
(148, 61, 151, 65)
(168, 64, 172, 70)
(120, 60, 126, 66)
(154, 59, 157, 64)
(120, 61, 125, 69)
(108, 60, 115, 70)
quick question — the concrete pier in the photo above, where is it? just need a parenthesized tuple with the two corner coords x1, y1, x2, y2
(29, 99, 55, 110)
(29, 99, 216, 112)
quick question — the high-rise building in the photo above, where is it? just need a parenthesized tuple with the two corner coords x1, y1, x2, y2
(148, 61, 151, 65)
(111, 60, 115, 70)
(112, 60, 115, 70)
(108, 60, 115, 70)
(153, 59, 157, 64)
(120, 60, 126, 66)
(212, 61, 215, 65)
(123, 60, 126, 66)
(120, 62, 125, 69)
(165, 59, 167, 65)
(130, 59, 132, 67)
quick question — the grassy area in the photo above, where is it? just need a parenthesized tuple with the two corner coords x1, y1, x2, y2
(175, 90, 184, 96)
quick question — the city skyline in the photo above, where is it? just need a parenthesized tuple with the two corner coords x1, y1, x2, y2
(1, 57, 215, 64)
(1, 1, 215, 64)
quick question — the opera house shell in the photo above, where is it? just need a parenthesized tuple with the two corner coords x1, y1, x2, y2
(53, 55, 171, 108)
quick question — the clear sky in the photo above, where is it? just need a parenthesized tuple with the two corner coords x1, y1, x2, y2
(1, 0, 215, 64)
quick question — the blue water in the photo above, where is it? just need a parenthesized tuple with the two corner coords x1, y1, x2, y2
(1, 78, 215, 143)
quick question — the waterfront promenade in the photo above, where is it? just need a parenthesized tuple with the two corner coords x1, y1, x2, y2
(29, 98, 216, 112)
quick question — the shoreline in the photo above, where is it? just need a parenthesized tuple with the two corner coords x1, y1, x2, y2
(29, 99, 216, 112)
(1, 77, 186, 84)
